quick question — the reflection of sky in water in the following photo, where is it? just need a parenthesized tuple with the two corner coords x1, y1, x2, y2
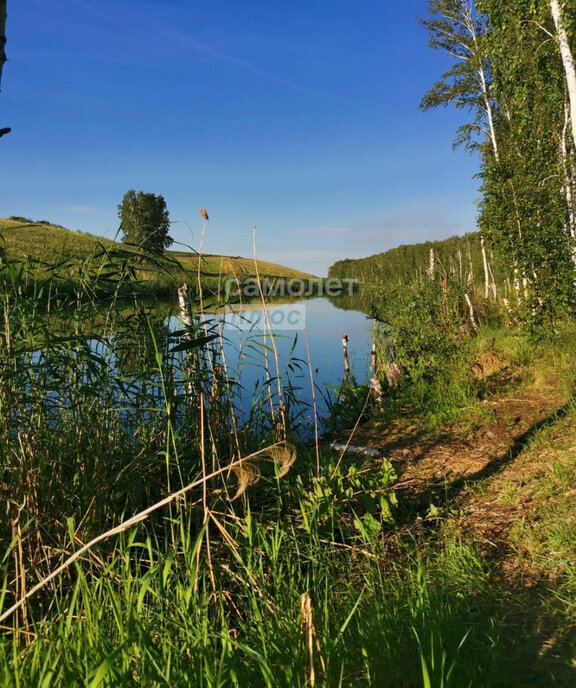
(171, 297, 373, 430)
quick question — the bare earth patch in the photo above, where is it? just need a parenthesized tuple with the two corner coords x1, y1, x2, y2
(334, 363, 576, 683)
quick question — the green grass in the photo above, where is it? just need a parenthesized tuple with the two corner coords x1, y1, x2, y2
(0, 218, 316, 298)
(1, 255, 576, 686)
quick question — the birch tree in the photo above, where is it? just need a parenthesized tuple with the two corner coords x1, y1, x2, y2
(419, 0, 498, 157)
(421, 0, 576, 322)
(550, 0, 576, 151)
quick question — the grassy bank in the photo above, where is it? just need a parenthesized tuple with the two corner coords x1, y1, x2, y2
(1, 257, 575, 686)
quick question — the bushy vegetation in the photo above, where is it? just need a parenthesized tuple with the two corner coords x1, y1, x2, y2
(0, 217, 315, 300)
(118, 189, 172, 254)
(420, 0, 576, 324)
(1, 230, 575, 685)
(328, 233, 490, 289)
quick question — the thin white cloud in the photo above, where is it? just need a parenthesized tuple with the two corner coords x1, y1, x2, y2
(63, 0, 120, 25)
(162, 28, 360, 109)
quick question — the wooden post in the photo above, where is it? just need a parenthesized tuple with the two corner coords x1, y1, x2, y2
(341, 334, 350, 381)
(371, 320, 378, 374)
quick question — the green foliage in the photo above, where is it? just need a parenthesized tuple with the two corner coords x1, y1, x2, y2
(367, 280, 498, 427)
(296, 456, 398, 540)
(118, 189, 172, 254)
(419, 0, 576, 326)
(377, 280, 471, 382)
(419, 0, 494, 153)
(328, 233, 491, 290)
(476, 0, 576, 323)
(321, 377, 371, 433)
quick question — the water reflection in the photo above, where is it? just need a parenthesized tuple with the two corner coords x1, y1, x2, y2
(189, 296, 374, 429)
(30, 294, 375, 435)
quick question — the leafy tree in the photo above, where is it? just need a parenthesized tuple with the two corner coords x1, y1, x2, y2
(420, 0, 576, 324)
(118, 189, 172, 254)
(419, 0, 498, 155)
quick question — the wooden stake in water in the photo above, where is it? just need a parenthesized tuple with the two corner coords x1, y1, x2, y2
(370, 321, 384, 406)
(341, 334, 350, 381)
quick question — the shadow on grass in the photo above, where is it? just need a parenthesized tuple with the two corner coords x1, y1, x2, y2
(380, 401, 576, 687)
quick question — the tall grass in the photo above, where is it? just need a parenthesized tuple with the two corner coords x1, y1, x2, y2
(1, 238, 575, 687)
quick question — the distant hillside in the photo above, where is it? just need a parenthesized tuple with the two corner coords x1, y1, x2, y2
(0, 218, 315, 291)
(328, 232, 499, 289)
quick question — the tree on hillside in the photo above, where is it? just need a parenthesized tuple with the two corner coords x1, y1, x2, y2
(118, 190, 172, 254)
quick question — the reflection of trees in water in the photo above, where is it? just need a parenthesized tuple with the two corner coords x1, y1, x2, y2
(327, 288, 382, 316)
(114, 310, 172, 376)
(328, 290, 397, 363)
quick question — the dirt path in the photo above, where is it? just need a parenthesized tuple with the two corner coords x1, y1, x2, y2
(340, 373, 570, 547)
(335, 365, 576, 683)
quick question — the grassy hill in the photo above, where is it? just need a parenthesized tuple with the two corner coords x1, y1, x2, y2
(0, 217, 314, 297)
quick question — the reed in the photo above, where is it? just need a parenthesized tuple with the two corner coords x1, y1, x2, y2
(1, 226, 574, 687)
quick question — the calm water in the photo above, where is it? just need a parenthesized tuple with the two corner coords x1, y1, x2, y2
(31, 295, 374, 436)
(170, 297, 374, 430)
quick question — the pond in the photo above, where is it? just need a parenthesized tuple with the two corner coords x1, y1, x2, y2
(178, 296, 376, 433)
(20, 291, 380, 441)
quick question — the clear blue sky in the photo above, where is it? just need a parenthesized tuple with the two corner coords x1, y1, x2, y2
(1, 0, 480, 276)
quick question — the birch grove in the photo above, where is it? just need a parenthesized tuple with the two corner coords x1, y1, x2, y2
(419, 0, 576, 323)
(551, 0, 576, 151)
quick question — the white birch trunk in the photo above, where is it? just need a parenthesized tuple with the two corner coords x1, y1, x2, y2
(427, 247, 435, 280)
(551, 0, 576, 152)
(464, 293, 478, 330)
(462, 0, 500, 161)
(481, 235, 490, 298)
(561, 100, 576, 242)
(487, 259, 498, 299)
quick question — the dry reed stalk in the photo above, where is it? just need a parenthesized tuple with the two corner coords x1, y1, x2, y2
(13, 513, 30, 643)
(303, 328, 321, 474)
(199, 391, 217, 591)
(212, 262, 242, 460)
(252, 225, 287, 440)
(0, 442, 296, 626)
(196, 212, 208, 311)
(214, 319, 242, 461)
(300, 592, 325, 687)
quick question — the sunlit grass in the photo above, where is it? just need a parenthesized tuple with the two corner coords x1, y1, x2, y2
(1, 244, 576, 686)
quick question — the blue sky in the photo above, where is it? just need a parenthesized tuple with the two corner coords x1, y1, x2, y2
(1, 0, 480, 275)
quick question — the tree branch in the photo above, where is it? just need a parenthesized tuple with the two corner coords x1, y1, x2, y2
(0, 0, 7, 91)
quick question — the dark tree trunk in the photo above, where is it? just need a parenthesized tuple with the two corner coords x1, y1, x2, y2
(0, 1, 7, 91)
